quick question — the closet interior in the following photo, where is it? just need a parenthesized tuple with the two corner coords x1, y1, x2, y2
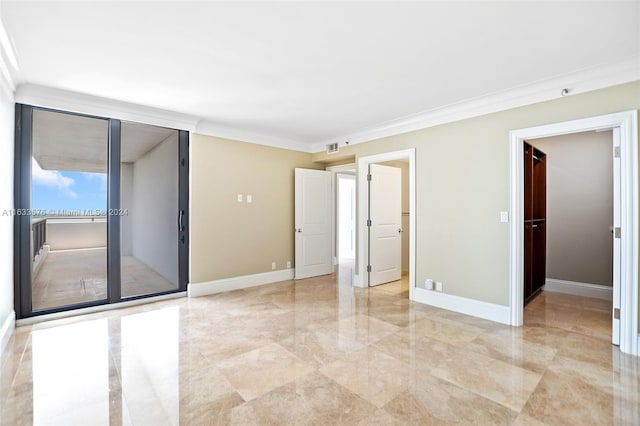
(523, 141, 547, 304)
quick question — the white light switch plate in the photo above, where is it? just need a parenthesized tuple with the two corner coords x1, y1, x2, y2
(247, 194, 252, 203)
(237, 194, 243, 203)
(500, 211, 509, 223)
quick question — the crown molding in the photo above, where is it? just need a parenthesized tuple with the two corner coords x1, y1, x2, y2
(195, 120, 311, 153)
(14, 84, 311, 152)
(12, 55, 639, 155)
(15, 84, 201, 131)
(311, 56, 640, 153)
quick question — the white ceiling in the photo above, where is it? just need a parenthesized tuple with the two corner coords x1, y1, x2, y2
(2, 2, 639, 150)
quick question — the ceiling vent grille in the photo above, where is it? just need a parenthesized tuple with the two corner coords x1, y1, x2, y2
(326, 142, 339, 154)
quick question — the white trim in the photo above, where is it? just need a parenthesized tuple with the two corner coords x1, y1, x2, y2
(15, 84, 200, 131)
(188, 269, 294, 297)
(195, 120, 310, 153)
(14, 83, 313, 152)
(544, 279, 613, 301)
(326, 164, 357, 173)
(353, 274, 363, 288)
(414, 288, 510, 325)
(509, 111, 638, 356)
(311, 56, 640, 152)
(357, 149, 415, 300)
(11, 58, 639, 155)
(0, 310, 15, 356)
(15, 292, 186, 326)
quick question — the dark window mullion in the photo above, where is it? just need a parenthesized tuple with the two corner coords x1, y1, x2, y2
(107, 119, 121, 303)
(178, 130, 189, 292)
(14, 104, 33, 318)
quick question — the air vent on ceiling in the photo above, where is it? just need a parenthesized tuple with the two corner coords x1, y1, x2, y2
(326, 142, 339, 154)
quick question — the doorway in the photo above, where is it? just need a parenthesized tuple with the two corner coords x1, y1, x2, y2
(337, 173, 355, 261)
(14, 105, 189, 318)
(523, 130, 615, 341)
(356, 149, 416, 300)
(325, 164, 357, 286)
(509, 111, 638, 356)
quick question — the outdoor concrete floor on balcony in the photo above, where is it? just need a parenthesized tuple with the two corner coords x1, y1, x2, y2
(32, 248, 177, 311)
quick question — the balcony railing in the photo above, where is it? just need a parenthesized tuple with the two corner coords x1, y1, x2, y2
(32, 218, 46, 260)
(31, 216, 107, 260)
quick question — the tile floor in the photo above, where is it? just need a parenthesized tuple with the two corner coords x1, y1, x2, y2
(32, 248, 177, 311)
(1, 267, 639, 425)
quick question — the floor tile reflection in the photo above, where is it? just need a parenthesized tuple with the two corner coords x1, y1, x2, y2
(1, 274, 638, 425)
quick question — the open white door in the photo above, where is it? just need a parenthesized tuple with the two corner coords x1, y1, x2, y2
(368, 164, 402, 286)
(612, 127, 621, 345)
(294, 168, 332, 279)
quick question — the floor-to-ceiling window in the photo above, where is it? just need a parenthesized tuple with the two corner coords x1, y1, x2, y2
(14, 105, 189, 318)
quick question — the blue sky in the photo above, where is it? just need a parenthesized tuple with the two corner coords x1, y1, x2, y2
(31, 158, 107, 212)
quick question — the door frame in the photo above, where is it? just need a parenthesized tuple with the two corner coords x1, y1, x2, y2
(356, 149, 415, 300)
(509, 110, 638, 355)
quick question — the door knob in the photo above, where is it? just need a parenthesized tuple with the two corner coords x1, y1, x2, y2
(398, 228, 403, 233)
(296, 228, 302, 233)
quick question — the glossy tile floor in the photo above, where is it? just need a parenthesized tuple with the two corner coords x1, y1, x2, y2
(2, 268, 639, 425)
(32, 248, 176, 311)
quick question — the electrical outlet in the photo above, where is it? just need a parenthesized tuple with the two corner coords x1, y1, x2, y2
(286, 261, 291, 268)
(500, 211, 509, 223)
(435, 281, 443, 292)
(237, 194, 243, 203)
(271, 262, 276, 270)
(425, 279, 434, 290)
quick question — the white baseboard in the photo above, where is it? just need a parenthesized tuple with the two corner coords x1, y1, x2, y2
(544, 278, 613, 301)
(188, 269, 295, 297)
(0, 310, 15, 356)
(352, 274, 365, 288)
(413, 288, 511, 325)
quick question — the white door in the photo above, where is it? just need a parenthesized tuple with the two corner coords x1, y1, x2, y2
(368, 164, 402, 286)
(612, 127, 621, 345)
(295, 168, 332, 279)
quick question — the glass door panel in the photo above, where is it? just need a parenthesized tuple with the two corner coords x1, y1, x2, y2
(120, 122, 179, 298)
(30, 109, 109, 311)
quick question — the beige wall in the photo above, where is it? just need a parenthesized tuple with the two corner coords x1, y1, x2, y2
(379, 160, 410, 272)
(312, 81, 640, 306)
(532, 131, 613, 286)
(190, 134, 322, 283)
